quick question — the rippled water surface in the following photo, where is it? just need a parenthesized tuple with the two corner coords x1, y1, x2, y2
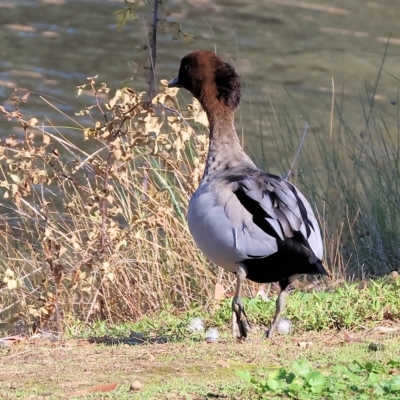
(1, 0, 400, 164)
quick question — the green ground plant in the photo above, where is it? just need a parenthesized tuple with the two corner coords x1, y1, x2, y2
(237, 359, 400, 399)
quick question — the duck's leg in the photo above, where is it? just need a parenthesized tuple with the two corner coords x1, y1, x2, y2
(266, 279, 291, 338)
(232, 264, 251, 339)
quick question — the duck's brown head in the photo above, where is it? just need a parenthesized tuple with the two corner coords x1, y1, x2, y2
(168, 50, 241, 110)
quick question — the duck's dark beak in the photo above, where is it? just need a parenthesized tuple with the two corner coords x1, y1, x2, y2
(168, 77, 181, 88)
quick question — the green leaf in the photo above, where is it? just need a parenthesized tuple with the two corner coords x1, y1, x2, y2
(288, 379, 303, 393)
(388, 375, 400, 391)
(367, 372, 380, 383)
(373, 385, 385, 396)
(236, 369, 252, 384)
(348, 362, 363, 373)
(306, 371, 326, 388)
(115, 9, 128, 31)
(266, 378, 280, 391)
(332, 365, 350, 375)
(388, 360, 400, 368)
(292, 360, 311, 377)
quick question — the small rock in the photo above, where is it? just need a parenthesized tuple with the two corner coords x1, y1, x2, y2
(130, 380, 143, 391)
(389, 271, 399, 281)
(276, 317, 292, 335)
(186, 317, 205, 334)
(368, 342, 385, 351)
(205, 328, 219, 343)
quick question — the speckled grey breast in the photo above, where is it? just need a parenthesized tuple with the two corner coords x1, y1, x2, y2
(187, 181, 278, 272)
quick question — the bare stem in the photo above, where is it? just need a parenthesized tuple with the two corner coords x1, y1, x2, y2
(148, 0, 159, 100)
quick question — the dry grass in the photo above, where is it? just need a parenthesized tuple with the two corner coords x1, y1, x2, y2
(0, 80, 233, 332)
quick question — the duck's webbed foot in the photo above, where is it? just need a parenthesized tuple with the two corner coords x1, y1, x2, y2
(232, 295, 251, 339)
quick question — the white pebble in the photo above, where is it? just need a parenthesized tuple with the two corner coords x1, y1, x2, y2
(276, 317, 292, 335)
(205, 327, 219, 343)
(186, 317, 205, 334)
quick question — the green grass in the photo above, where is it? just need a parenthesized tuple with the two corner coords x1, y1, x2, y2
(62, 277, 400, 342)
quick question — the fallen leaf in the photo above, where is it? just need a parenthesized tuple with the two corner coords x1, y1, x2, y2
(0, 335, 27, 347)
(214, 283, 225, 301)
(344, 332, 362, 342)
(216, 360, 230, 368)
(297, 341, 313, 348)
(68, 382, 118, 397)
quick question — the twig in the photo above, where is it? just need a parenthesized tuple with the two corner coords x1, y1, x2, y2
(140, 162, 150, 202)
(161, 105, 191, 128)
(330, 77, 334, 143)
(2, 349, 31, 359)
(286, 122, 309, 180)
(112, 102, 144, 138)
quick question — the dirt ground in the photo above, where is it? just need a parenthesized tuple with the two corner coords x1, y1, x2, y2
(1, 328, 400, 399)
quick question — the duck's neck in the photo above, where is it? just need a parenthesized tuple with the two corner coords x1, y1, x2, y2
(201, 102, 256, 179)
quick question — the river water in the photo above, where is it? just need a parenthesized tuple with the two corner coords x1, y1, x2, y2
(1, 0, 400, 166)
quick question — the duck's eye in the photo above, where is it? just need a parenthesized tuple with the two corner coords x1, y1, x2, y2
(185, 64, 191, 73)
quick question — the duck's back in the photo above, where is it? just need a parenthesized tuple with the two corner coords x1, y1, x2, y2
(187, 167, 327, 282)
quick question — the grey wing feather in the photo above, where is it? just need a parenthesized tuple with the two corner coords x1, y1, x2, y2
(227, 170, 323, 261)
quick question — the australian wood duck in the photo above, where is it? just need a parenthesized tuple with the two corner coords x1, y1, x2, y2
(168, 50, 328, 339)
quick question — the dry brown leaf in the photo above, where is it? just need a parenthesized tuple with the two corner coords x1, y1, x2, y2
(58, 245, 67, 258)
(214, 283, 225, 301)
(68, 382, 118, 397)
(27, 118, 38, 127)
(297, 341, 313, 348)
(344, 332, 362, 342)
(43, 133, 51, 145)
(113, 149, 122, 160)
(5, 137, 17, 147)
(21, 91, 30, 102)
(216, 360, 230, 368)
(0, 335, 27, 347)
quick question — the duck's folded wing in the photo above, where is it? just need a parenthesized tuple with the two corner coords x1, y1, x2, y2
(226, 170, 324, 263)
